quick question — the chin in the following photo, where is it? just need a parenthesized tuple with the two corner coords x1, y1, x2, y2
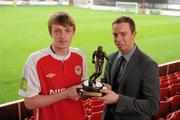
(117, 47, 123, 51)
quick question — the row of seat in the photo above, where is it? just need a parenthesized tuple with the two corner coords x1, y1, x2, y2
(87, 111, 103, 120)
(158, 72, 180, 120)
(158, 109, 180, 120)
(82, 97, 104, 120)
(155, 95, 180, 119)
(160, 83, 180, 101)
(160, 80, 180, 88)
(160, 72, 180, 80)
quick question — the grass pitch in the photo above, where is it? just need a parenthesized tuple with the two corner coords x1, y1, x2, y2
(0, 6, 179, 104)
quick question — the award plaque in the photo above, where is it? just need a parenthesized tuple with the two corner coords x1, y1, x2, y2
(77, 46, 108, 97)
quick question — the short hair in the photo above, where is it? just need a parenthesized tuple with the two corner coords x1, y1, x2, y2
(48, 11, 76, 35)
(112, 16, 136, 33)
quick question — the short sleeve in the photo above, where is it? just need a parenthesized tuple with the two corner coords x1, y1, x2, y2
(19, 55, 41, 97)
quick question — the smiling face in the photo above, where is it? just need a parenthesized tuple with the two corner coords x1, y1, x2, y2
(51, 24, 74, 53)
(112, 22, 136, 54)
(48, 12, 76, 55)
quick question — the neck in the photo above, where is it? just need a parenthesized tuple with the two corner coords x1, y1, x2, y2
(51, 45, 69, 56)
(121, 44, 135, 55)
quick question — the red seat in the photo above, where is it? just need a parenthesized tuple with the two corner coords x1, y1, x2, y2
(170, 95, 180, 113)
(174, 72, 180, 77)
(160, 78, 169, 83)
(158, 118, 165, 120)
(160, 75, 169, 80)
(169, 83, 180, 97)
(168, 74, 177, 79)
(160, 87, 169, 101)
(24, 116, 34, 120)
(90, 97, 98, 101)
(88, 111, 103, 120)
(169, 78, 180, 85)
(82, 98, 90, 104)
(83, 101, 89, 109)
(87, 103, 105, 114)
(155, 100, 171, 119)
(166, 109, 180, 120)
(89, 100, 104, 107)
(160, 82, 169, 88)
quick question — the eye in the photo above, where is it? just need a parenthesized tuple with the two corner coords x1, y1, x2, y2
(66, 28, 73, 33)
(53, 29, 59, 33)
(113, 33, 117, 38)
(121, 32, 128, 37)
(66, 29, 70, 32)
(121, 33, 126, 37)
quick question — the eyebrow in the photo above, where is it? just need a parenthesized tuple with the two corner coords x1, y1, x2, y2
(114, 31, 129, 34)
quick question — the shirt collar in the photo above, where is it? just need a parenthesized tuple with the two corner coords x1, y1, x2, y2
(117, 45, 136, 62)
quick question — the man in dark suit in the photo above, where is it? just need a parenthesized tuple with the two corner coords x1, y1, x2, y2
(98, 16, 160, 120)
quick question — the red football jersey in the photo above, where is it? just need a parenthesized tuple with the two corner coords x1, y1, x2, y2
(19, 46, 87, 120)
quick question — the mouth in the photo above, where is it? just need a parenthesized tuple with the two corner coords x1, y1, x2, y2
(58, 41, 67, 44)
(116, 43, 124, 50)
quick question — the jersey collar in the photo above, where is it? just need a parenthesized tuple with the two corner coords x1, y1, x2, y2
(49, 45, 71, 61)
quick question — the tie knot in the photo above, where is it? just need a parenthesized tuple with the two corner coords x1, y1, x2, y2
(118, 56, 125, 65)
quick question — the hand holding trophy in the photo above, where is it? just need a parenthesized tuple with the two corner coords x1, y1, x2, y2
(77, 46, 109, 97)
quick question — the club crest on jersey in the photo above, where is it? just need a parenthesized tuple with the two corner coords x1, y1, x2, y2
(75, 65, 82, 75)
(45, 73, 56, 78)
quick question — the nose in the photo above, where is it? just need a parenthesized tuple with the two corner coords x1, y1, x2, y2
(58, 31, 65, 39)
(115, 34, 122, 42)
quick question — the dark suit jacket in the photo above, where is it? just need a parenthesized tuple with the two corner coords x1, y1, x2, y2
(101, 46, 160, 120)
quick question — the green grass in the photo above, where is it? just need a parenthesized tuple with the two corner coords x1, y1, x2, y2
(0, 6, 180, 104)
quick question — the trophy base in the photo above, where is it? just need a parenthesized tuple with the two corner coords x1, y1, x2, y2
(77, 80, 106, 97)
(77, 88, 104, 97)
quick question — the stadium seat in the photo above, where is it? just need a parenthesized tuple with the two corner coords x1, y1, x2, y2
(90, 97, 98, 101)
(160, 79, 169, 84)
(155, 99, 171, 119)
(160, 82, 169, 88)
(169, 83, 180, 97)
(167, 74, 177, 79)
(23, 116, 34, 120)
(169, 78, 180, 85)
(87, 103, 104, 115)
(83, 101, 89, 109)
(82, 98, 90, 104)
(158, 118, 165, 120)
(160, 75, 169, 80)
(160, 87, 169, 101)
(88, 111, 103, 120)
(169, 95, 180, 112)
(89, 100, 104, 107)
(166, 109, 180, 120)
(174, 72, 180, 77)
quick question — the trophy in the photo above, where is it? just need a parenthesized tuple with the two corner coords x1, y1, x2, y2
(77, 46, 109, 97)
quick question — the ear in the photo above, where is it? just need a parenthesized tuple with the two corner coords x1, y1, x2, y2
(72, 30, 75, 36)
(48, 29, 52, 37)
(132, 31, 136, 42)
(133, 31, 137, 37)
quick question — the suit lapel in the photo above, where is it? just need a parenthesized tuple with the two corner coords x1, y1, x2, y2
(110, 52, 119, 86)
(118, 47, 140, 91)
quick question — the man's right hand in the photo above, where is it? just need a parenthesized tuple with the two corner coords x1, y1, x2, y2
(98, 88, 119, 104)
